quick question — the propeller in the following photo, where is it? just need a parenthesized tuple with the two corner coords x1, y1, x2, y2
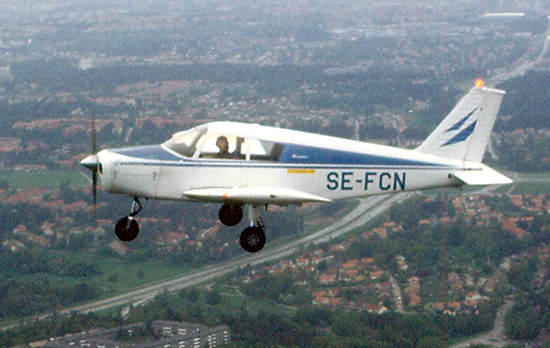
(81, 113, 99, 210)
(91, 113, 97, 208)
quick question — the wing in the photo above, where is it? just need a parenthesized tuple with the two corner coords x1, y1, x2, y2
(183, 187, 331, 205)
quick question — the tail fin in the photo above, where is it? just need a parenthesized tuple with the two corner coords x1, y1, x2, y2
(415, 83, 505, 163)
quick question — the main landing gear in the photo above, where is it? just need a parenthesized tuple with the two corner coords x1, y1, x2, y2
(219, 203, 267, 253)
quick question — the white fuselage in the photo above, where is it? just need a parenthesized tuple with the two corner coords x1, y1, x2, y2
(95, 138, 468, 204)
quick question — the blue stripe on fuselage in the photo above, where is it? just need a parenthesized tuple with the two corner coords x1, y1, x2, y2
(113, 143, 445, 168)
(279, 144, 438, 167)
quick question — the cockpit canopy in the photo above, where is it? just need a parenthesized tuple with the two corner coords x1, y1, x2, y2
(163, 124, 283, 161)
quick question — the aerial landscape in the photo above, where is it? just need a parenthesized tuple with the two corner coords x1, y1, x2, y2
(1, 0, 550, 347)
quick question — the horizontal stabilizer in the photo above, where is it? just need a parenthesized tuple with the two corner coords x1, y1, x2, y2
(183, 187, 331, 205)
(452, 165, 512, 186)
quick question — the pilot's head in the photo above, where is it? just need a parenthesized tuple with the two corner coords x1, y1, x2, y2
(216, 136, 229, 152)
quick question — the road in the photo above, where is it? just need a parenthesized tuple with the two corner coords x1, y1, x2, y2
(448, 301, 517, 348)
(389, 275, 405, 313)
(488, 16, 550, 86)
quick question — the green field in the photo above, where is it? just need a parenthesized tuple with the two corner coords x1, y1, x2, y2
(508, 173, 550, 195)
(79, 253, 195, 295)
(0, 170, 89, 191)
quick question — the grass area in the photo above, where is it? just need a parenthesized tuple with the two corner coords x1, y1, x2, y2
(509, 182, 548, 195)
(0, 170, 89, 191)
(509, 181, 550, 195)
(84, 255, 194, 295)
(219, 290, 296, 316)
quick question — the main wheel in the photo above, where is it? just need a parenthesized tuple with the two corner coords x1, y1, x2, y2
(239, 226, 266, 253)
(219, 203, 243, 226)
(115, 217, 140, 242)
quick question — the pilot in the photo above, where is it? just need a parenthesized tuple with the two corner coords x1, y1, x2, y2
(215, 136, 232, 158)
(215, 135, 243, 159)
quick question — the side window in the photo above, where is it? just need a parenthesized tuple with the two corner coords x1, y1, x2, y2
(248, 139, 284, 161)
(198, 134, 245, 160)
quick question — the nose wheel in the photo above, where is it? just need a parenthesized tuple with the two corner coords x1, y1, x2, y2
(115, 216, 140, 242)
(114, 197, 142, 242)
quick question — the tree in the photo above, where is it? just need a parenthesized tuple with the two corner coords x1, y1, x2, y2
(416, 336, 446, 348)
(206, 289, 223, 306)
(507, 256, 537, 292)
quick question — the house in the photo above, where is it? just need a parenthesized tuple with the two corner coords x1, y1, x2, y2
(2, 239, 25, 252)
(318, 273, 337, 285)
(62, 201, 88, 212)
(26, 233, 50, 248)
(370, 270, 383, 280)
(372, 227, 387, 238)
(342, 259, 359, 269)
(14, 224, 28, 235)
(367, 304, 388, 314)
(296, 257, 310, 267)
(40, 222, 55, 236)
(445, 301, 462, 315)
(312, 296, 329, 305)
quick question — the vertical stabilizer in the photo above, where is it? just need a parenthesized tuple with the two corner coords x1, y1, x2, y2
(415, 84, 505, 163)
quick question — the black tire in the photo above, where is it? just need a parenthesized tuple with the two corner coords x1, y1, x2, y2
(239, 226, 266, 253)
(114, 217, 140, 242)
(219, 203, 243, 226)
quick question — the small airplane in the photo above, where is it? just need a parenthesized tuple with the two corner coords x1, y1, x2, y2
(81, 80, 512, 253)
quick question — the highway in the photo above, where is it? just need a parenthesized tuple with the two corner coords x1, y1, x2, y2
(59, 192, 414, 316)
(488, 16, 550, 86)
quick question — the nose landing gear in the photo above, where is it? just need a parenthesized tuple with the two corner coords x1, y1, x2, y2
(114, 197, 142, 242)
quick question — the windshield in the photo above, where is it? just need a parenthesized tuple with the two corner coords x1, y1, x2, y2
(163, 125, 207, 157)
